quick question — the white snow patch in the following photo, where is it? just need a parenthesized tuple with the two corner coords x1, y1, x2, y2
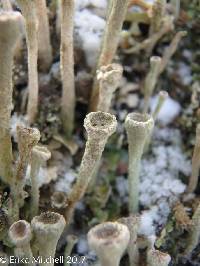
(116, 176, 128, 200)
(75, 9, 105, 67)
(54, 169, 76, 193)
(150, 96, 181, 125)
(75, 0, 107, 10)
(139, 209, 157, 236)
(77, 237, 89, 254)
(177, 62, 192, 86)
(10, 113, 27, 142)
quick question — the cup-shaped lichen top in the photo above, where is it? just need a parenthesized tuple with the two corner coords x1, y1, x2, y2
(31, 212, 66, 262)
(125, 112, 154, 213)
(9, 220, 32, 247)
(147, 249, 171, 266)
(125, 113, 154, 143)
(84, 111, 117, 142)
(97, 63, 123, 112)
(97, 64, 123, 89)
(65, 112, 117, 224)
(88, 222, 130, 266)
(31, 211, 66, 240)
(149, 56, 162, 71)
(51, 191, 68, 209)
(32, 145, 51, 163)
(0, 11, 22, 49)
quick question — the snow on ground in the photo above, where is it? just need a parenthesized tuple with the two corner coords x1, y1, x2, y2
(75, 1, 107, 67)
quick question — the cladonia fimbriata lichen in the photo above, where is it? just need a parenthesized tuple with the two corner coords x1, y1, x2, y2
(187, 124, 200, 193)
(12, 126, 40, 221)
(17, 0, 39, 124)
(143, 56, 162, 114)
(9, 220, 34, 265)
(35, 0, 52, 72)
(152, 91, 169, 120)
(31, 212, 66, 266)
(0, 11, 22, 185)
(97, 63, 123, 112)
(120, 215, 140, 266)
(144, 90, 168, 152)
(65, 111, 117, 223)
(88, 221, 130, 266)
(159, 31, 187, 75)
(60, 0, 75, 137)
(30, 145, 51, 219)
(125, 113, 154, 213)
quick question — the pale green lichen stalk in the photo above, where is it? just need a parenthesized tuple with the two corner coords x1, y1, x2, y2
(30, 146, 51, 219)
(120, 215, 140, 266)
(144, 91, 168, 152)
(12, 126, 40, 221)
(0, 11, 22, 185)
(125, 113, 154, 213)
(35, 0, 52, 72)
(31, 212, 66, 266)
(159, 31, 187, 75)
(152, 90, 168, 119)
(97, 63, 123, 112)
(143, 56, 162, 113)
(187, 124, 200, 193)
(88, 222, 130, 266)
(60, 0, 75, 137)
(17, 0, 39, 124)
(64, 235, 78, 265)
(65, 111, 117, 223)
(9, 220, 34, 265)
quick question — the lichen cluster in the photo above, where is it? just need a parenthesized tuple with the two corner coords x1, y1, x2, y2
(0, 0, 199, 265)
